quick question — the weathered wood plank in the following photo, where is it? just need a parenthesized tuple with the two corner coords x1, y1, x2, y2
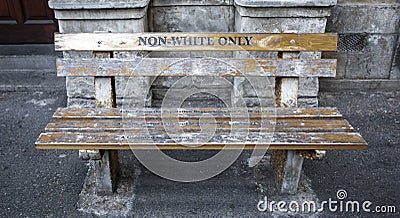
(45, 118, 354, 133)
(80, 53, 113, 161)
(56, 58, 337, 78)
(35, 132, 367, 150)
(95, 77, 115, 108)
(280, 150, 304, 194)
(274, 50, 302, 194)
(275, 51, 300, 107)
(94, 52, 115, 108)
(52, 107, 343, 120)
(92, 51, 119, 194)
(54, 33, 338, 52)
(275, 78, 299, 107)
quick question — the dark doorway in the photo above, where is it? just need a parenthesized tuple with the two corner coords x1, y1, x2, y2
(0, 0, 58, 44)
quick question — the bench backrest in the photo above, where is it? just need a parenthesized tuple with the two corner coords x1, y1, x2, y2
(55, 33, 337, 78)
(54, 32, 337, 108)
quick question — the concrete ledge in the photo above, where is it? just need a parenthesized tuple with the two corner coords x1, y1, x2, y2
(49, 0, 150, 9)
(337, 0, 400, 6)
(54, 8, 148, 19)
(320, 79, 400, 92)
(151, 0, 233, 6)
(0, 44, 58, 56)
(235, 0, 337, 7)
(235, 6, 332, 17)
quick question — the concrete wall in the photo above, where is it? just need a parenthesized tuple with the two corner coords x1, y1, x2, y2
(148, 0, 236, 107)
(49, 0, 152, 108)
(320, 0, 400, 91)
(148, 0, 400, 95)
(148, 0, 400, 94)
(147, 0, 335, 107)
(49, 0, 400, 108)
(233, 0, 335, 107)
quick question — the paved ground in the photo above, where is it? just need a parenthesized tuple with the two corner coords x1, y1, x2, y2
(0, 76, 399, 217)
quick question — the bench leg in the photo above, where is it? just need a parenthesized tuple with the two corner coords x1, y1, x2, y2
(272, 150, 304, 194)
(94, 150, 119, 195)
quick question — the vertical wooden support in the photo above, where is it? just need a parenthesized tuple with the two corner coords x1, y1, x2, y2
(94, 150, 119, 195)
(93, 51, 119, 195)
(272, 50, 304, 194)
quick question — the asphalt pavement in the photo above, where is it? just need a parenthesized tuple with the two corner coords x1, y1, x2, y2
(0, 75, 399, 217)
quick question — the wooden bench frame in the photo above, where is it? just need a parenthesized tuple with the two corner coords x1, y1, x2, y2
(36, 32, 367, 195)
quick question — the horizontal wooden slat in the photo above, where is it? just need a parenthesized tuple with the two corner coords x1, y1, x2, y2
(52, 107, 343, 120)
(35, 132, 367, 150)
(56, 58, 336, 77)
(54, 33, 338, 52)
(45, 118, 354, 133)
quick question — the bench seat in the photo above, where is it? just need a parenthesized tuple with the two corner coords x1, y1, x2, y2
(36, 107, 366, 150)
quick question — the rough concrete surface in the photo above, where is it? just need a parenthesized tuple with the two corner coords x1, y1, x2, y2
(0, 75, 399, 217)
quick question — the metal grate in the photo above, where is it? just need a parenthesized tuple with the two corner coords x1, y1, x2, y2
(338, 33, 367, 53)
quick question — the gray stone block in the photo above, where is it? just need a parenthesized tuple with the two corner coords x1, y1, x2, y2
(322, 1, 400, 88)
(115, 76, 151, 99)
(243, 97, 275, 107)
(49, 0, 150, 9)
(63, 51, 93, 58)
(298, 52, 320, 98)
(327, 2, 400, 34)
(232, 76, 275, 107)
(298, 77, 319, 97)
(337, 34, 397, 79)
(148, 4, 235, 105)
(151, 0, 233, 6)
(68, 97, 152, 109)
(119, 96, 152, 108)
(194, 77, 234, 89)
(323, 51, 345, 79)
(299, 52, 322, 59)
(152, 88, 232, 107)
(391, 33, 400, 80)
(151, 76, 233, 95)
(58, 19, 147, 33)
(67, 98, 96, 108)
(66, 77, 95, 98)
(238, 77, 275, 98)
(234, 6, 330, 105)
(234, 14, 327, 98)
(63, 51, 94, 106)
(235, 0, 337, 7)
(53, 2, 150, 108)
(298, 97, 318, 107)
(149, 6, 234, 32)
(54, 8, 147, 19)
(113, 51, 146, 59)
(235, 16, 327, 33)
(235, 6, 332, 17)
(337, 0, 399, 4)
(114, 51, 152, 106)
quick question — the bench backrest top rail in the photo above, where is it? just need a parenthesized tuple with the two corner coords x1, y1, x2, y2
(55, 33, 338, 52)
(56, 57, 337, 77)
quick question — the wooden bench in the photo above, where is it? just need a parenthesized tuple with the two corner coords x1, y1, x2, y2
(36, 32, 367, 195)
